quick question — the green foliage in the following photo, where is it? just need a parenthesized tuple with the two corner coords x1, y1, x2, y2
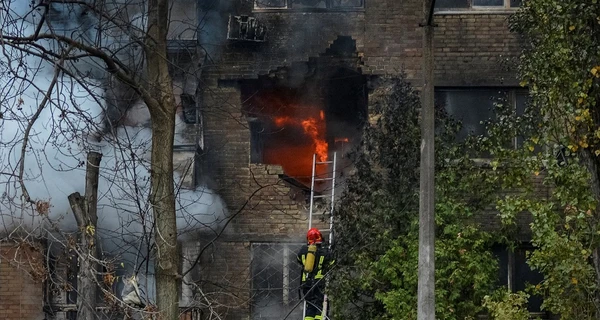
(329, 76, 499, 320)
(511, 0, 600, 153)
(506, 0, 600, 318)
(483, 291, 530, 320)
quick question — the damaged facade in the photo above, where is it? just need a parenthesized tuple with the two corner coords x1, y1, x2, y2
(0, 0, 540, 319)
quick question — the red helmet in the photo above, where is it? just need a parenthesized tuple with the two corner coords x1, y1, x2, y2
(307, 228, 323, 244)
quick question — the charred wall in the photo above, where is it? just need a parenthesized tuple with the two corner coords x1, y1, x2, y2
(193, 1, 524, 319)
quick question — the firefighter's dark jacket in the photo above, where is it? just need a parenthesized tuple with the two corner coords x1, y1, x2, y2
(297, 244, 333, 284)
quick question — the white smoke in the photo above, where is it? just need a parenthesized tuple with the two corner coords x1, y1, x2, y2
(0, 0, 226, 303)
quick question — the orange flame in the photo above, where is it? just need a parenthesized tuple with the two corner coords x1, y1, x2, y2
(301, 117, 328, 162)
(274, 111, 328, 163)
(274, 116, 293, 127)
(246, 90, 329, 182)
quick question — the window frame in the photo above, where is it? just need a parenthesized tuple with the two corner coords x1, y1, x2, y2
(250, 242, 304, 320)
(472, 0, 512, 9)
(253, 0, 364, 11)
(435, 87, 531, 159)
(435, 0, 520, 13)
(493, 243, 549, 317)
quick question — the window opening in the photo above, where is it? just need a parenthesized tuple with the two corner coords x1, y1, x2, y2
(241, 65, 366, 185)
(435, 88, 529, 149)
(255, 0, 288, 8)
(251, 243, 304, 320)
(254, 0, 364, 10)
(492, 244, 545, 313)
(436, 0, 520, 10)
(472, 0, 504, 7)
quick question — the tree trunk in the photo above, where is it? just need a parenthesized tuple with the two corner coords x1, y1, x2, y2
(68, 152, 102, 320)
(145, 1, 179, 319)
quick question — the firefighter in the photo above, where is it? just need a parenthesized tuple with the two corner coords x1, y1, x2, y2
(297, 228, 332, 320)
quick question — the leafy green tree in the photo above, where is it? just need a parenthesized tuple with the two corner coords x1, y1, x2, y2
(497, 0, 600, 318)
(329, 76, 499, 320)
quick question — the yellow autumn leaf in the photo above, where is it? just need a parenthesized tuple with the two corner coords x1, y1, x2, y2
(572, 277, 578, 285)
(592, 66, 599, 76)
(534, 171, 540, 176)
(575, 116, 582, 121)
(580, 141, 589, 148)
(578, 98, 584, 105)
(568, 144, 579, 152)
(86, 225, 95, 236)
(583, 109, 590, 117)
(528, 145, 535, 152)
(519, 80, 528, 87)
(595, 150, 600, 156)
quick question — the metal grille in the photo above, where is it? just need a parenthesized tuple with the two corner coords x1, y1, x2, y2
(251, 243, 303, 320)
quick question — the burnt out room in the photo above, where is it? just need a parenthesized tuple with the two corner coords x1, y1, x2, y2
(241, 62, 367, 186)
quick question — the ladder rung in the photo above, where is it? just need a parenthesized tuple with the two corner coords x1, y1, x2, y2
(315, 161, 334, 164)
(314, 178, 334, 181)
(312, 195, 331, 199)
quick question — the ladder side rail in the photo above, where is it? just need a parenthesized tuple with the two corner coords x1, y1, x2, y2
(308, 153, 317, 229)
(322, 152, 337, 320)
(328, 152, 337, 245)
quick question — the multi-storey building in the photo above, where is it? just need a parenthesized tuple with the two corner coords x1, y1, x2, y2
(0, 0, 540, 319)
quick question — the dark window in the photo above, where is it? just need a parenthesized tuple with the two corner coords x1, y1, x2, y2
(515, 91, 532, 148)
(436, 0, 470, 8)
(435, 89, 502, 141)
(249, 120, 265, 163)
(292, 0, 327, 8)
(251, 243, 303, 320)
(473, 0, 503, 6)
(514, 245, 544, 312)
(436, 88, 529, 149)
(436, 0, 520, 9)
(180, 94, 198, 124)
(255, 0, 288, 8)
(330, 0, 364, 7)
(255, 0, 364, 9)
(492, 244, 545, 313)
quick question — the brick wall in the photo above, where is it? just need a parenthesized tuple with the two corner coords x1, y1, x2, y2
(0, 243, 45, 320)
(194, 2, 524, 319)
(434, 12, 523, 86)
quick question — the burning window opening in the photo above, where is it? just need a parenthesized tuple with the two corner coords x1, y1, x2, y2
(242, 65, 367, 187)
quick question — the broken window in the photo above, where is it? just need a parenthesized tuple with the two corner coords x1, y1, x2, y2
(251, 243, 303, 320)
(242, 66, 366, 185)
(436, 0, 520, 9)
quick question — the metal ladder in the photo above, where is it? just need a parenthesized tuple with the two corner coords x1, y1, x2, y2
(303, 152, 337, 320)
